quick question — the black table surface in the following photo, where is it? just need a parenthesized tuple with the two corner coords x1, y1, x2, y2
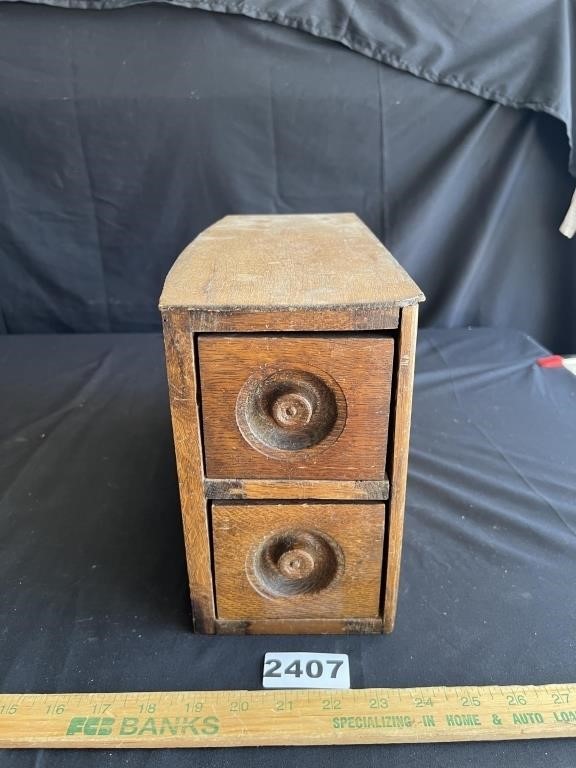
(1, 327, 575, 767)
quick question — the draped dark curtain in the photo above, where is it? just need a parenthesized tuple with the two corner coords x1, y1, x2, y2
(0, 1, 574, 349)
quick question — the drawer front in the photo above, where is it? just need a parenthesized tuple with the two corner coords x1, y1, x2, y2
(212, 502, 385, 620)
(198, 335, 394, 480)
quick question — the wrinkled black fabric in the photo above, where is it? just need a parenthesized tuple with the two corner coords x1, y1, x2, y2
(0, 4, 574, 348)
(2, 0, 575, 177)
(1, 328, 576, 766)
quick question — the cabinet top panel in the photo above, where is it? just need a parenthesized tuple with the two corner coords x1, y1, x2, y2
(159, 214, 424, 321)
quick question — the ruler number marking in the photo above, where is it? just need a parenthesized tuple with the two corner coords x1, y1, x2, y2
(461, 696, 480, 707)
(91, 704, 111, 715)
(506, 694, 527, 706)
(368, 697, 389, 710)
(46, 704, 65, 716)
(321, 698, 342, 711)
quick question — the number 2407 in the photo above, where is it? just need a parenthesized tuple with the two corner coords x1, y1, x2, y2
(264, 658, 343, 680)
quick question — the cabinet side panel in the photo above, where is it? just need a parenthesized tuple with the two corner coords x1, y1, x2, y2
(383, 304, 419, 633)
(162, 310, 215, 633)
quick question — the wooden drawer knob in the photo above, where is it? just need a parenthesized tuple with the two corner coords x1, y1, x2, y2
(250, 529, 344, 597)
(236, 367, 346, 458)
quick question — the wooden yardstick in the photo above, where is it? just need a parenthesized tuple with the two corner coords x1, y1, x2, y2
(1, 684, 576, 748)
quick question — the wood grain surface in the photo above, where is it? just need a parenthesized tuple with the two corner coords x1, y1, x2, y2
(212, 502, 385, 621)
(3, 684, 572, 747)
(198, 334, 394, 480)
(204, 478, 389, 501)
(185, 306, 400, 332)
(383, 305, 419, 633)
(159, 214, 424, 334)
(161, 311, 215, 633)
(214, 617, 383, 635)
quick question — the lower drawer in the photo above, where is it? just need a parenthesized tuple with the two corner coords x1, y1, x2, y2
(212, 502, 385, 620)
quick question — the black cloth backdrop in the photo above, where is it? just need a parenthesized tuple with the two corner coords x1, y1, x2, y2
(0, 3, 575, 348)
(1, 328, 576, 768)
(2, 0, 575, 171)
(2, 3, 576, 766)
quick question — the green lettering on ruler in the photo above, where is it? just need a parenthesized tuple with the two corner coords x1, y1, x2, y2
(512, 712, 543, 725)
(446, 714, 481, 727)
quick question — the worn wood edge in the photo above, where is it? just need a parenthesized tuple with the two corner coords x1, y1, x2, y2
(159, 213, 426, 312)
(159, 301, 419, 313)
(161, 310, 215, 633)
(214, 618, 384, 635)
(382, 305, 419, 634)
(175, 306, 401, 332)
(205, 478, 389, 501)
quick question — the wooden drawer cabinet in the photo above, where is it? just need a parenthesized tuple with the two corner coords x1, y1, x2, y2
(160, 213, 424, 634)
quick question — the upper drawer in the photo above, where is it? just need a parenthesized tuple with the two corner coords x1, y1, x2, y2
(198, 334, 394, 480)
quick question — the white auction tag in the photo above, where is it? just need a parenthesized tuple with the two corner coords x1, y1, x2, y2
(262, 652, 350, 689)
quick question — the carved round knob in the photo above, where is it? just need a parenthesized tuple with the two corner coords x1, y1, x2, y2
(236, 366, 346, 458)
(249, 529, 343, 597)
(277, 548, 315, 579)
(271, 393, 313, 430)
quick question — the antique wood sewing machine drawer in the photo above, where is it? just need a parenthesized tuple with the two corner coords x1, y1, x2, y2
(211, 502, 386, 621)
(159, 213, 424, 634)
(198, 334, 394, 480)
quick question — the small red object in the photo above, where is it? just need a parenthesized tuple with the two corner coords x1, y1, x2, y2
(536, 355, 564, 368)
